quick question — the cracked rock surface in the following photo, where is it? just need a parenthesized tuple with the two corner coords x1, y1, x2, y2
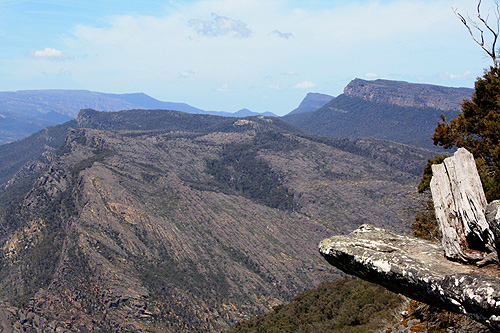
(319, 224, 500, 331)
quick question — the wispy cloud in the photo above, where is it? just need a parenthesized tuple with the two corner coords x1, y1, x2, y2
(271, 30, 293, 39)
(294, 81, 316, 89)
(2, 0, 482, 115)
(189, 13, 251, 38)
(440, 70, 472, 80)
(28, 47, 66, 59)
(216, 83, 230, 92)
(179, 70, 195, 78)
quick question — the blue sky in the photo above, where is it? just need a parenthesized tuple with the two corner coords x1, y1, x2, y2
(0, 0, 495, 115)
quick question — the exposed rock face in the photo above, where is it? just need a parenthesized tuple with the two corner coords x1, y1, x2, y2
(287, 93, 334, 115)
(0, 109, 432, 331)
(319, 224, 500, 331)
(430, 148, 497, 264)
(344, 78, 473, 111)
(487, 200, 500, 257)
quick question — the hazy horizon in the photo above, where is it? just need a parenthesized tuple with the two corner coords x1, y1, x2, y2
(0, 0, 494, 115)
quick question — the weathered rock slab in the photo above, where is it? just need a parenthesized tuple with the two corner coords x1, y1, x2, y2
(430, 147, 497, 264)
(319, 224, 500, 331)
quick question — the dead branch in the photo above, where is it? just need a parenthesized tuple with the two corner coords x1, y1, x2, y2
(453, 0, 500, 67)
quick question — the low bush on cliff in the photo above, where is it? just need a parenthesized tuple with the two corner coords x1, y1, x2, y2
(228, 277, 405, 332)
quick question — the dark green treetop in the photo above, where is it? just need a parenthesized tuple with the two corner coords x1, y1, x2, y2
(432, 67, 500, 200)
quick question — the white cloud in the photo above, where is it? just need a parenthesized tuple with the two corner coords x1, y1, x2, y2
(294, 81, 316, 89)
(364, 72, 378, 78)
(5, 0, 482, 115)
(179, 70, 195, 78)
(29, 47, 66, 59)
(271, 30, 294, 39)
(189, 12, 251, 38)
(440, 70, 472, 80)
(216, 83, 230, 92)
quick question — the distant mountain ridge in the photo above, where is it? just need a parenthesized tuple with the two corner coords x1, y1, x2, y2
(287, 92, 334, 115)
(234, 108, 277, 117)
(0, 79, 474, 146)
(283, 78, 474, 150)
(0, 90, 276, 144)
(0, 89, 276, 118)
(344, 78, 473, 111)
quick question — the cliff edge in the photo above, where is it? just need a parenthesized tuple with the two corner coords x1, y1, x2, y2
(319, 224, 500, 331)
(344, 78, 473, 111)
(319, 148, 500, 331)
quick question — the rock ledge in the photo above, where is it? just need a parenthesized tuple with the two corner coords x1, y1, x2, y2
(319, 224, 500, 331)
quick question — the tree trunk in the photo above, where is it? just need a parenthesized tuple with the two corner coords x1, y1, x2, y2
(430, 148, 497, 264)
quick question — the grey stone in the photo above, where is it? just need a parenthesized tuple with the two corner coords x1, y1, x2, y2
(487, 200, 500, 258)
(430, 148, 497, 264)
(319, 224, 500, 331)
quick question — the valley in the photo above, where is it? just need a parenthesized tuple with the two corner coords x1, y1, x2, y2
(0, 107, 432, 331)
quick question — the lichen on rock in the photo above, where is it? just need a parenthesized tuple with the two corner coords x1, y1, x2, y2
(319, 224, 500, 331)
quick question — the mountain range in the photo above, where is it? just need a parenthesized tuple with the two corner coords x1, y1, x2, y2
(343, 78, 473, 111)
(287, 92, 334, 115)
(283, 79, 474, 150)
(0, 79, 474, 150)
(0, 78, 476, 331)
(0, 90, 276, 145)
(0, 105, 436, 331)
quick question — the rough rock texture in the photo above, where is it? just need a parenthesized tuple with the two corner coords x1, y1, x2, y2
(0, 109, 432, 331)
(487, 200, 500, 259)
(319, 224, 500, 331)
(430, 148, 497, 264)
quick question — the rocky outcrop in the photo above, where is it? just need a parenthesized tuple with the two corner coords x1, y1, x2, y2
(344, 78, 473, 111)
(319, 148, 500, 330)
(319, 224, 500, 331)
(487, 200, 500, 256)
(430, 148, 497, 264)
(287, 92, 334, 115)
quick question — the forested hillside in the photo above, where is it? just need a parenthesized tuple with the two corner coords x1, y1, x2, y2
(229, 278, 406, 332)
(0, 109, 433, 331)
(284, 94, 453, 150)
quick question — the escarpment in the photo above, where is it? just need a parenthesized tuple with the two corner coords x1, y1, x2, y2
(343, 78, 473, 111)
(319, 148, 500, 331)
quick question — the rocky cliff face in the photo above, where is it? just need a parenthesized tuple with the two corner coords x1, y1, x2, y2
(287, 93, 334, 115)
(282, 79, 472, 150)
(319, 225, 500, 331)
(0, 109, 430, 331)
(344, 78, 473, 111)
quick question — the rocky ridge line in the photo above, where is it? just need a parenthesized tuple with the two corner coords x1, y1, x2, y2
(344, 78, 473, 111)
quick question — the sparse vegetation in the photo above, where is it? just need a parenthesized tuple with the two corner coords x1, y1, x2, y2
(410, 199, 440, 241)
(0, 108, 432, 330)
(228, 278, 405, 333)
(206, 132, 296, 211)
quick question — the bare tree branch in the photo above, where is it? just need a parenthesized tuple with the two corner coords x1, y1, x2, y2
(453, 0, 500, 68)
